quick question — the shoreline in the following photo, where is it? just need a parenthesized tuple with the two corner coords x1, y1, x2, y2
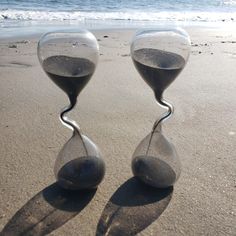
(1, 19, 236, 39)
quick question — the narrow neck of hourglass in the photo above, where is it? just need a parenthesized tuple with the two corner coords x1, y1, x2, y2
(59, 94, 81, 133)
(152, 90, 169, 133)
(154, 90, 163, 103)
(154, 90, 163, 133)
(68, 95, 89, 156)
(68, 93, 77, 108)
(69, 95, 81, 134)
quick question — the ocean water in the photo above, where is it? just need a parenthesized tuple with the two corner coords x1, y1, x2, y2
(1, 0, 236, 33)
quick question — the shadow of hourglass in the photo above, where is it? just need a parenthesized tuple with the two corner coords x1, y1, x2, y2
(96, 178, 173, 236)
(130, 28, 191, 188)
(37, 29, 105, 190)
(0, 183, 97, 236)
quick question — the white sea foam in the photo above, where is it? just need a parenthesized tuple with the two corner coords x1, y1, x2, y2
(1, 9, 236, 23)
(223, 0, 236, 6)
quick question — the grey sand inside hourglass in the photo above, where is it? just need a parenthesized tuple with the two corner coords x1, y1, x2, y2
(43, 56, 95, 101)
(53, 131, 105, 190)
(132, 48, 185, 100)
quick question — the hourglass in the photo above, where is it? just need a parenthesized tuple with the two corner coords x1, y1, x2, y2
(38, 29, 105, 190)
(130, 28, 191, 188)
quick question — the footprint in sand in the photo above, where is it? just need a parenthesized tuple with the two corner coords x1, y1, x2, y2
(223, 51, 236, 58)
(0, 61, 32, 68)
(191, 50, 202, 55)
(121, 54, 130, 57)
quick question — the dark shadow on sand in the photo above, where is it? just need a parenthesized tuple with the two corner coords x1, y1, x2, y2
(96, 177, 173, 236)
(0, 183, 96, 236)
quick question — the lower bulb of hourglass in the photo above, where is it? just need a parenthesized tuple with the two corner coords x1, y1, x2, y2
(132, 129, 181, 188)
(54, 131, 105, 190)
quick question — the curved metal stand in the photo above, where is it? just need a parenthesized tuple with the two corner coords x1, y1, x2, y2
(152, 95, 174, 133)
(59, 96, 79, 131)
(146, 92, 174, 155)
(59, 97, 88, 156)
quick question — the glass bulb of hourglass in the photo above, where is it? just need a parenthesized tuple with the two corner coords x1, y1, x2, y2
(130, 27, 190, 188)
(131, 27, 190, 101)
(38, 29, 99, 105)
(38, 29, 105, 190)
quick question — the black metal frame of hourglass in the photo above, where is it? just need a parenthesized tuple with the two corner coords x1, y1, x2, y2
(37, 29, 105, 190)
(130, 28, 191, 188)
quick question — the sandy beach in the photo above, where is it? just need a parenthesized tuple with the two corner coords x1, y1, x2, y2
(0, 27, 236, 235)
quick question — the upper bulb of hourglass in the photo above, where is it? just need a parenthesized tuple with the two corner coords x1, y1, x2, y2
(37, 29, 99, 105)
(131, 27, 191, 101)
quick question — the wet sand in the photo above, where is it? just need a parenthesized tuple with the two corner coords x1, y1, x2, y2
(0, 27, 235, 235)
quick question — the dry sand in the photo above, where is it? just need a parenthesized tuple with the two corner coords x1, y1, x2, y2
(0, 27, 235, 236)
